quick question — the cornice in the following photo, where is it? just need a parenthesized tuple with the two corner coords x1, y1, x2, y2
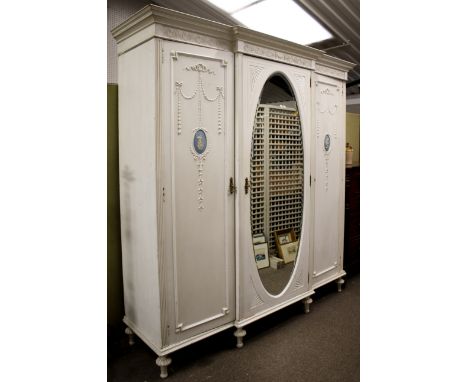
(320, 53, 355, 72)
(111, 5, 355, 74)
(111, 5, 233, 52)
(315, 64, 348, 81)
(232, 27, 316, 70)
(232, 26, 323, 61)
(231, 27, 355, 73)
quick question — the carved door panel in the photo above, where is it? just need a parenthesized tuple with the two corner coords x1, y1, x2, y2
(312, 74, 345, 283)
(160, 41, 235, 345)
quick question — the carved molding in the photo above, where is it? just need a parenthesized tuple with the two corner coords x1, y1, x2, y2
(113, 6, 354, 72)
(294, 269, 304, 290)
(216, 86, 224, 134)
(316, 79, 341, 193)
(318, 86, 338, 115)
(175, 309, 226, 333)
(249, 65, 264, 91)
(174, 55, 226, 209)
(294, 73, 307, 101)
(249, 276, 264, 309)
(186, 63, 215, 75)
(325, 156, 329, 192)
(175, 61, 224, 136)
(159, 25, 231, 51)
(317, 126, 335, 193)
(315, 64, 347, 80)
(242, 43, 314, 69)
(313, 264, 338, 278)
(189, 128, 210, 211)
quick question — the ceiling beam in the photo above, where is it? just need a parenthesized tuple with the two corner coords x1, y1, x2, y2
(295, 0, 359, 56)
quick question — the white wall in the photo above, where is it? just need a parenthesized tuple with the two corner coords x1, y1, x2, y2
(346, 112, 360, 165)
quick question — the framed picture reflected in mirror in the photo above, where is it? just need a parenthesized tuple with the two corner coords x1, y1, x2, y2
(254, 243, 270, 269)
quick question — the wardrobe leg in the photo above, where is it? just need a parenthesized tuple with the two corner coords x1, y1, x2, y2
(125, 327, 135, 346)
(336, 278, 345, 293)
(303, 296, 313, 313)
(234, 327, 246, 348)
(156, 355, 172, 379)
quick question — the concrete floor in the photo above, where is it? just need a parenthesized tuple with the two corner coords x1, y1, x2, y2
(108, 274, 359, 382)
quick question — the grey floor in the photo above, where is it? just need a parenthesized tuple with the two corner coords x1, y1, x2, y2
(108, 274, 359, 382)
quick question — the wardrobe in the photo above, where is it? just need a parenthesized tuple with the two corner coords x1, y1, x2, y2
(112, 5, 354, 378)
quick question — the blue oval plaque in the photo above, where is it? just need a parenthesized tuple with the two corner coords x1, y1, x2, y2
(193, 129, 207, 155)
(324, 134, 331, 152)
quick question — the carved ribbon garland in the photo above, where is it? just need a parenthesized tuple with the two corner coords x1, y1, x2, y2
(316, 83, 340, 192)
(175, 62, 224, 210)
(175, 64, 224, 135)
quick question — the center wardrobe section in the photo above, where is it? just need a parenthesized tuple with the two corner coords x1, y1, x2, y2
(250, 74, 304, 295)
(237, 55, 311, 324)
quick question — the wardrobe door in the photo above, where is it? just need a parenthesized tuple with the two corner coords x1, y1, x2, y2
(160, 40, 235, 345)
(311, 74, 346, 286)
(237, 55, 311, 323)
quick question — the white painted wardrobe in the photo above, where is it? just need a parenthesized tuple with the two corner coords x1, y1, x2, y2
(112, 5, 354, 378)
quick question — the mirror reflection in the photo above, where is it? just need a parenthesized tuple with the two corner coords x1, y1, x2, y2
(250, 74, 304, 295)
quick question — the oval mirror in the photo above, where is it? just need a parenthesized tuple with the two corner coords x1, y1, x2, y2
(250, 74, 304, 295)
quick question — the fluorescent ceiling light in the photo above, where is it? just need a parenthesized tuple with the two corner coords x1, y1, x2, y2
(207, 0, 258, 13)
(206, 0, 332, 45)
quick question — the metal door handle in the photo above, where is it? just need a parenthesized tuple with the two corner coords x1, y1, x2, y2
(229, 177, 237, 194)
(245, 177, 250, 194)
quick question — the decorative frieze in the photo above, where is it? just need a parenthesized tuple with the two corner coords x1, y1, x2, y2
(158, 25, 231, 51)
(315, 64, 347, 80)
(241, 43, 314, 69)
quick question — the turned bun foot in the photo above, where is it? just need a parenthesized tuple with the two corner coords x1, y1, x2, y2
(336, 278, 345, 292)
(156, 356, 172, 379)
(303, 296, 313, 313)
(125, 327, 135, 346)
(233, 328, 246, 348)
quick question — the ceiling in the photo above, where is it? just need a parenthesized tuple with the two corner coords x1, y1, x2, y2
(150, 0, 360, 96)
